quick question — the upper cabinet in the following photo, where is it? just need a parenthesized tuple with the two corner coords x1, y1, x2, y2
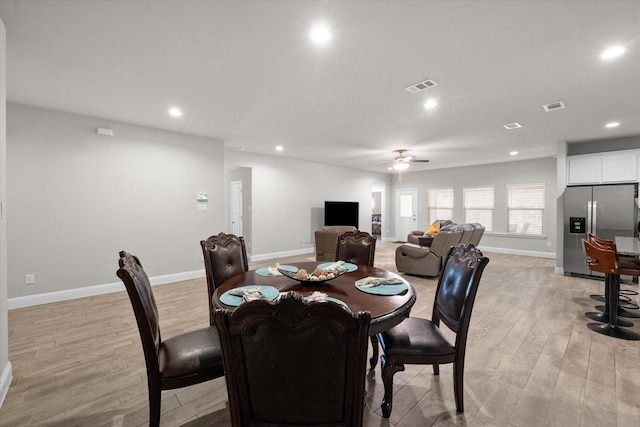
(568, 149, 639, 185)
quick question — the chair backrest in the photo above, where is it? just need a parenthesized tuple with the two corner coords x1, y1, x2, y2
(201, 233, 249, 324)
(582, 239, 618, 274)
(336, 230, 376, 266)
(460, 224, 475, 244)
(117, 251, 161, 379)
(213, 292, 371, 427)
(587, 233, 616, 250)
(432, 244, 489, 351)
(469, 223, 485, 246)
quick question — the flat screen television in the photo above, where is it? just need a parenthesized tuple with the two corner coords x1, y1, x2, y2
(324, 201, 359, 228)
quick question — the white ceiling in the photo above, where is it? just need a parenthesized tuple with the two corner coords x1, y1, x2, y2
(1, 0, 639, 173)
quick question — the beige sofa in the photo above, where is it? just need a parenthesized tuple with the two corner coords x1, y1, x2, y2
(315, 225, 357, 261)
(395, 225, 465, 277)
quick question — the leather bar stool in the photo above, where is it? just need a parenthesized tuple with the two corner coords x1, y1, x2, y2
(583, 239, 640, 340)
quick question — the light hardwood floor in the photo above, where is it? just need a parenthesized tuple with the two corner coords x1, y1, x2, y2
(2, 242, 640, 426)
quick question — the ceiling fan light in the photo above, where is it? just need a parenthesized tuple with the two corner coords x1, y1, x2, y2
(393, 162, 409, 171)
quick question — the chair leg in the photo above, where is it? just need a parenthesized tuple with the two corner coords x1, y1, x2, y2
(149, 386, 161, 427)
(380, 355, 404, 418)
(453, 361, 464, 413)
(369, 335, 379, 369)
(433, 364, 439, 376)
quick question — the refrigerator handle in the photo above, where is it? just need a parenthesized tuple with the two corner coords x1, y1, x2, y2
(587, 201, 592, 233)
(592, 200, 597, 233)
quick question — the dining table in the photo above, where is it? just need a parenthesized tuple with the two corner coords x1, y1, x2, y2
(212, 261, 416, 335)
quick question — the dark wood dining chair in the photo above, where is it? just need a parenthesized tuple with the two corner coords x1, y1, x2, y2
(200, 232, 249, 325)
(336, 230, 376, 267)
(117, 251, 225, 427)
(335, 229, 380, 368)
(213, 292, 371, 427)
(377, 243, 489, 418)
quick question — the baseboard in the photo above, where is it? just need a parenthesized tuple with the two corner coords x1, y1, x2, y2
(479, 245, 556, 259)
(8, 269, 205, 310)
(0, 361, 12, 410)
(250, 247, 315, 262)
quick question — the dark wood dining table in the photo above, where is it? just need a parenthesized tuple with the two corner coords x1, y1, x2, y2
(212, 261, 416, 335)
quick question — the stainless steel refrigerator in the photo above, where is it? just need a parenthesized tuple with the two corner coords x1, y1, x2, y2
(563, 183, 638, 277)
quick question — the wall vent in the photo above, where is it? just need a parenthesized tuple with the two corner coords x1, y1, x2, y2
(96, 127, 114, 137)
(543, 101, 565, 112)
(503, 122, 522, 130)
(405, 79, 438, 94)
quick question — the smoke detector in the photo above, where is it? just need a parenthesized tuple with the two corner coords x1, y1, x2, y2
(405, 79, 438, 94)
(543, 101, 565, 112)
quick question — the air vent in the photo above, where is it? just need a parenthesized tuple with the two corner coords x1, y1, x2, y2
(405, 79, 438, 94)
(543, 101, 565, 112)
(503, 122, 522, 130)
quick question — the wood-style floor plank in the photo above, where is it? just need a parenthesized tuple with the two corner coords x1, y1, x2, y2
(1, 242, 640, 426)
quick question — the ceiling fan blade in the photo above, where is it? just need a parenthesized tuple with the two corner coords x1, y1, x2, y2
(409, 159, 430, 163)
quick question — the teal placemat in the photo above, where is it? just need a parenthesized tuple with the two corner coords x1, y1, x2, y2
(220, 285, 280, 306)
(355, 278, 409, 295)
(255, 264, 298, 276)
(317, 262, 358, 272)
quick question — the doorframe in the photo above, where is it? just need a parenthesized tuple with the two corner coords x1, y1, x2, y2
(395, 188, 418, 241)
(229, 180, 243, 236)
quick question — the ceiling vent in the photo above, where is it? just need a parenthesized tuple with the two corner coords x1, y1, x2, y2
(503, 122, 522, 130)
(405, 79, 438, 94)
(543, 101, 565, 112)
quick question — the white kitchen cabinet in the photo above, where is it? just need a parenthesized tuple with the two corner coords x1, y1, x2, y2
(568, 149, 639, 185)
(567, 155, 601, 184)
(601, 152, 637, 183)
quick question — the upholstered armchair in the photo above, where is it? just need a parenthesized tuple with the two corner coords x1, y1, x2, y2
(315, 225, 357, 261)
(396, 225, 464, 277)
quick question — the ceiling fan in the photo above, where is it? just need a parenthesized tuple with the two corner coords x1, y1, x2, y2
(390, 150, 430, 171)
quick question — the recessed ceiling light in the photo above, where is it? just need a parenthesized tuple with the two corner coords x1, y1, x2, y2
(275, 145, 284, 151)
(600, 45, 626, 60)
(503, 123, 522, 130)
(510, 151, 518, 156)
(423, 99, 438, 110)
(309, 24, 332, 45)
(168, 107, 182, 117)
(605, 122, 620, 128)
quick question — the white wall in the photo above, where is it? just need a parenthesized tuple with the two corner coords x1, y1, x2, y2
(225, 150, 392, 258)
(0, 15, 11, 409)
(6, 103, 226, 299)
(390, 157, 558, 256)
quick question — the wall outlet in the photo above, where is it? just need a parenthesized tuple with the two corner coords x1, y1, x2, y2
(25, 273, 35, 284)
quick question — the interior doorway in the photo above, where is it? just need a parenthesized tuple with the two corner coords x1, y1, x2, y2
(230, 180, 243, 236)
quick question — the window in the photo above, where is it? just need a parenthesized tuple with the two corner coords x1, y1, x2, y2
(464, 186, 493, 231)
(508, 184, 544, 235)
(428, 189, 453, 222)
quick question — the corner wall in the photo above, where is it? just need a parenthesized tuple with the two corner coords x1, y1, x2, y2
(6, 103, 226, 300)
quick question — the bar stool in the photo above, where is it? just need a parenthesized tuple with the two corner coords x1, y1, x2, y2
(586, 234, 640, 319)
(583, 239, 640, 340)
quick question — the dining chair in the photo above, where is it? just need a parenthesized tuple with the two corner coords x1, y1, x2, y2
(117, 251, 225, 427)
(377, 243, 489, 418)
(200, 232, 249, 325)
(335, 230, 376, 266)
(335, 229, 380, 369)
(213, 291, 371, 427)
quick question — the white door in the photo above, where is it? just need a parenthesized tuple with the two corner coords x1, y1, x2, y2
(396, 188, 417, 241)
(230, 181, 243, 236)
